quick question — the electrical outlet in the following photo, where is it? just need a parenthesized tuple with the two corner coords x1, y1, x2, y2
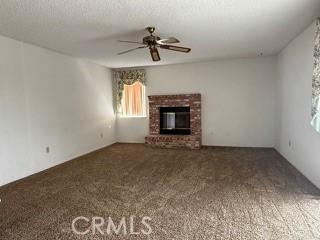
(46, 146, 50, 154)
(100, 133, 104, 139)
(108, 125, 112, 129)
(289, 140, 292, 147)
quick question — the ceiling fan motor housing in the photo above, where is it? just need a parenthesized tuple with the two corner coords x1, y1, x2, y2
(143, 35, 161, 46)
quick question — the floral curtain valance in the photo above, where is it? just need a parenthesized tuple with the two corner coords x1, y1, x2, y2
(115, 69, 146, 85)
(114, 69, 146, 112)
(311, 18, 320, 132)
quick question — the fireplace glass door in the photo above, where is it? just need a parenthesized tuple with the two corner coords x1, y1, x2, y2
(160, 107, 191, 135)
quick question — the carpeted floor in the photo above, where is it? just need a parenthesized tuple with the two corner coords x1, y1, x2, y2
(0, 143, 320, 239)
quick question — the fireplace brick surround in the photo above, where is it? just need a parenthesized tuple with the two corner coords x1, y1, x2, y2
(145, 94, 201, 149)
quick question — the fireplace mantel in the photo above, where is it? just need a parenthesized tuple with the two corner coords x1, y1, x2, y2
(145, 94, 201, 149)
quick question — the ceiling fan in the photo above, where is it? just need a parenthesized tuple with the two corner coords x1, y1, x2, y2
(117, 27, 191, 61)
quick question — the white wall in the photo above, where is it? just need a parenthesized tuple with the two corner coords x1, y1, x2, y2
(0, 35, 116, 186)
(276, 21, 320, 188)
(2, 21, 319, 190)
(117, 57, 277, 147)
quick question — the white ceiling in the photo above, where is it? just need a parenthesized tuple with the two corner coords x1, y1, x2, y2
(0, 0, 319, 68)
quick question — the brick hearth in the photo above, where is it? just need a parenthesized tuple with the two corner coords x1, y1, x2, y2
(145, 94, 201, 149)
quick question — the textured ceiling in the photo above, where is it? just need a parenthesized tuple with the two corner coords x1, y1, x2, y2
(0, 0, 319, 68)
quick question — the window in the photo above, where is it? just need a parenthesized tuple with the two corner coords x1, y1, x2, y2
(121, 82, 146, 117)
(114, 69, 146, 118)
(311, 96, 320, 132)
(311, 18, 320, 133)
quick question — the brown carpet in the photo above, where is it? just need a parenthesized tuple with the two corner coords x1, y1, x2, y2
(0, 143, 320, 239)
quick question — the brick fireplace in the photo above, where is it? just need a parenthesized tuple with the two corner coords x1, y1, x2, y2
(145, 94, 201, 149)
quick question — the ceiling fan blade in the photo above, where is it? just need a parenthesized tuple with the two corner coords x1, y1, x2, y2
(156, 37, 180, 45)
(118, 40, 145, 45)
(160, 45, 191, 53)
(117, 46, 147, 55)
(149, 47, 161, 61)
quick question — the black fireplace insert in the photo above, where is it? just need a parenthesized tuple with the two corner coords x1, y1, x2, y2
(160, 107, 191, 135)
